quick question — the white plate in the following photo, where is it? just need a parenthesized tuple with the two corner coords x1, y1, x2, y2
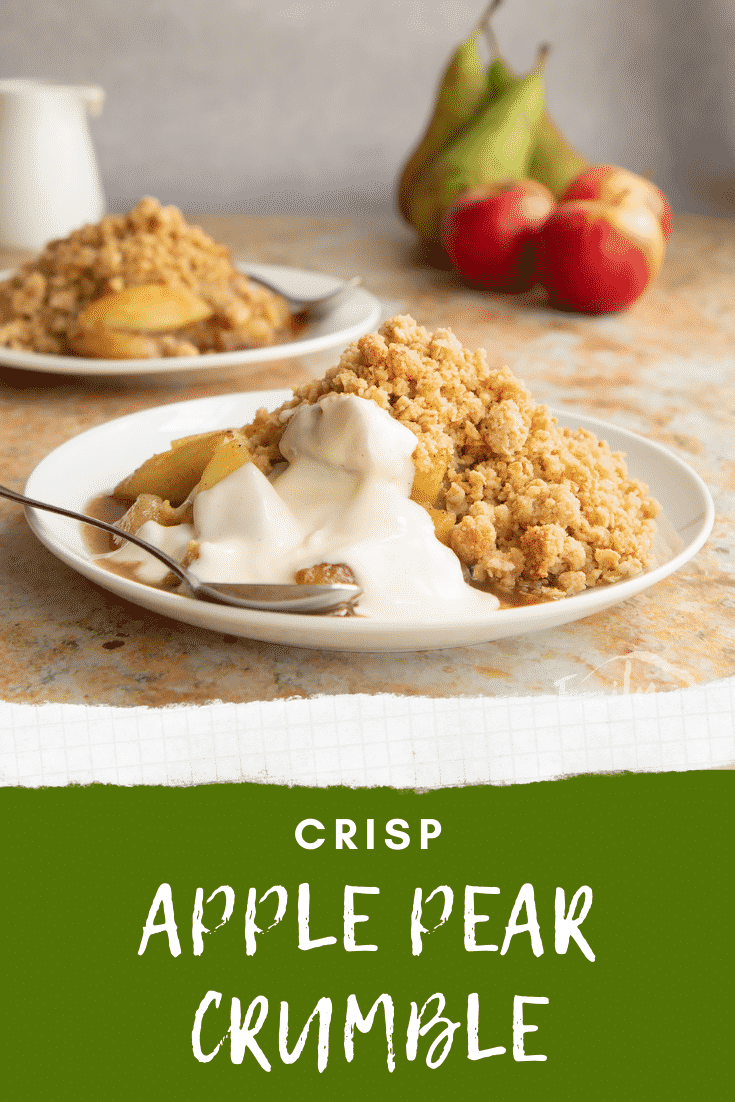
(0, 263, 381, 376)
(24, 390, 714, 653)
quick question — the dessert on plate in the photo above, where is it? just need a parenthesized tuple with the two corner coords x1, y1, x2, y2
(0, 197, 294, 358)
(103, 315, 660, 617)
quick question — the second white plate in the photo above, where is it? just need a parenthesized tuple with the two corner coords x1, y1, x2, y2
(24, 391, 714, 652)
(0, 263, 381, 376)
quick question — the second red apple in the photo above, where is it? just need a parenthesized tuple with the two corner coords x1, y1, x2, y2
(535, 199, 666, 313)
(441, 180, 556, 292)
(562, 164, 673, 241)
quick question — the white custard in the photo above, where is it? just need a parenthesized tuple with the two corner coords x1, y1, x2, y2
(108, 393, 500, 621)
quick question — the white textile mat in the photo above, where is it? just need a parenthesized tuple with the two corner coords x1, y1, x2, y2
(1, 678, 733, 788)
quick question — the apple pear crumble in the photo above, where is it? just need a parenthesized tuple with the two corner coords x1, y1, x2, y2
(109, 315, 660, 603)
(239, 315, 661, 598)
(0, 197, 294, 357)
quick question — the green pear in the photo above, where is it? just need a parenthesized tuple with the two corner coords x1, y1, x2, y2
(487, 52, 589, 199)
(408, 65, 545, 244)
(529, 118, 590, 200)
(397, 20, 489, 222)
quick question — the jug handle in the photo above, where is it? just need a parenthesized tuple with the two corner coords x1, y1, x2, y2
(78, 84, 105, 118)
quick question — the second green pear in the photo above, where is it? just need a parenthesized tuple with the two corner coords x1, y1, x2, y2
(488, 55, 589, 198)
(408, 66, 545, 245)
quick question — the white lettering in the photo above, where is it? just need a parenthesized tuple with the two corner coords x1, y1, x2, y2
(344, 994, 395, 1071)
(385, 818, 410, 850)
(420, 819, 442, 849)
(191, 990, 223, 1062)
(298, 883, 337, 950)
(231, 995, 271, 1069)
(555, 886, 595, 961)
(464, 886, 500, 952)
(467, 993, 506, 1059)
(192, 885, 235, 956)
(295, 819, 325, 849)
(406, 993, 460, 1068)
(279, 998, 332, 1072)
(512, 996, 548, 1062)
(344, 886, 379, 951)
(411, 886, 454, 956)
(336, 819, 357, 849)
(500, 884, 544, 957)
(138, 882, 181, 957)
(245, 885, 287, 956)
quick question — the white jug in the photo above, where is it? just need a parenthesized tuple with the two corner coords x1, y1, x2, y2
(0, 79, 106, 250)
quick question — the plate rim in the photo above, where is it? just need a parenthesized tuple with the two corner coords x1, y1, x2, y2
(23, 390, 716, 651)
(0, 263, 382, 376)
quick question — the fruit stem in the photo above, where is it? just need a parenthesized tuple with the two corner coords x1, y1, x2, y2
(535, 43, 551, 71)
(480, 0, 503, 56)
(481, 0, 504, 25)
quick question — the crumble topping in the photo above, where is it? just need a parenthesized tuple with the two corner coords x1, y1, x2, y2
(0, 197, 292, 356)
(242, 315, 660, 597)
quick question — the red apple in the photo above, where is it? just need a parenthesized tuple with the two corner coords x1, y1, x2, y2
(536, 199, 666, 313)
(562, 164, 672, 241)
(441, 180, 556, 292)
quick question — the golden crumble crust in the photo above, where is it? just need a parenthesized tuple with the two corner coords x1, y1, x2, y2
(243, 314, 660, 598)
(0, 197, 292, 356)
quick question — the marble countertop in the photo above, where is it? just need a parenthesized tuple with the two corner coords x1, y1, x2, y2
(0, 212, 732, 707)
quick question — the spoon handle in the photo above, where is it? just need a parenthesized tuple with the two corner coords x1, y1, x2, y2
(0, 483, 192, 589)
(0, 484, 362, 613)
(245, 271, 361, 311)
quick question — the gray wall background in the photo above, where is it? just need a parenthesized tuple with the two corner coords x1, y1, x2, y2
(4, 0, 735, 217)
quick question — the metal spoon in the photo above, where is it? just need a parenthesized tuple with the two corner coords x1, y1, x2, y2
(244, 272, 362, 315)
(0, 484, 361, 614)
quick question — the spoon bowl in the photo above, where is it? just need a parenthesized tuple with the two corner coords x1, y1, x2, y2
(0, 484, 361, 614)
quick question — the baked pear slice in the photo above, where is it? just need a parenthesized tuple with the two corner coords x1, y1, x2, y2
(69, 284, 213, 358)
(195, 431, 252, 493)
(114, 430, 231, 505)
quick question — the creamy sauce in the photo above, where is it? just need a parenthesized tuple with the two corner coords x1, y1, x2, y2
(99, 393, 500, 621)
(84, 494, 125, 554)
(83, 495, 546, 608)
(83, 495, 164, 584)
